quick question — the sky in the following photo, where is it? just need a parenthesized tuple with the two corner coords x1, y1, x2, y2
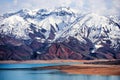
(0, 0, 120, 16)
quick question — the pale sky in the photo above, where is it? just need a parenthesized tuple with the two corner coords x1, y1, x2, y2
(0, 0, 120, 16)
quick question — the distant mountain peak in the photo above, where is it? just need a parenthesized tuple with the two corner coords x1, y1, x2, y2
(0, 7, 120, 49)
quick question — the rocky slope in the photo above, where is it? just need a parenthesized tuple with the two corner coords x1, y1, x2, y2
(0, 7, 120, 60)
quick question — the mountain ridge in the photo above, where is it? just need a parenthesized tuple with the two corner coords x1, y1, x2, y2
(0, 7, 120, 60)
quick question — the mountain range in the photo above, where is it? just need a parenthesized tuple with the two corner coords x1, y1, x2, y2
(0, 7, 120, 60)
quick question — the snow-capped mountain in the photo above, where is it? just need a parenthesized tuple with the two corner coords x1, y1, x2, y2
(0, 7, 76, 40)
(59, 13, 120, 47)
(0, 7, 120, 60)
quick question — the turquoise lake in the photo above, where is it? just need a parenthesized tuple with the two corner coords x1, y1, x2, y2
(0, 63, 120, 80)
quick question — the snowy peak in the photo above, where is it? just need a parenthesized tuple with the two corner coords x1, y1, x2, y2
(57, 13, 120, 47)
(53, 7, 75, 16)
(0, 15, 30, 39)
(0, 7, 120, 46)
(0, 7, 77, 41)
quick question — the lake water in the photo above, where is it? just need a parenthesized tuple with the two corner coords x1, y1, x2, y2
(0, 62, 81, 69)
(0, 63, 120, 80)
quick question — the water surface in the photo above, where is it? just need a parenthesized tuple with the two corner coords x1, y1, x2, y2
(0, 62, 81, 69)
(0, 63, 120, 80)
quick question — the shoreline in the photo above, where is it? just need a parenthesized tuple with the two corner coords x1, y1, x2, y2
(38, 64, 120, 76)
(0, 59, 120, 76)
(0, 60, 86, 64)
(0, 59, 119, 64)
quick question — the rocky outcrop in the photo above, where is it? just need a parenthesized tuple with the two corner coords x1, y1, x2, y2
(38, 43, 83, 60)
(0, 35, 120, 60)
(0, 36, 31, 60)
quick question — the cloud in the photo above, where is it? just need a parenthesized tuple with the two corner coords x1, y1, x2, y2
(13, 0, 18, 5)
(0, 0, 120, 16)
